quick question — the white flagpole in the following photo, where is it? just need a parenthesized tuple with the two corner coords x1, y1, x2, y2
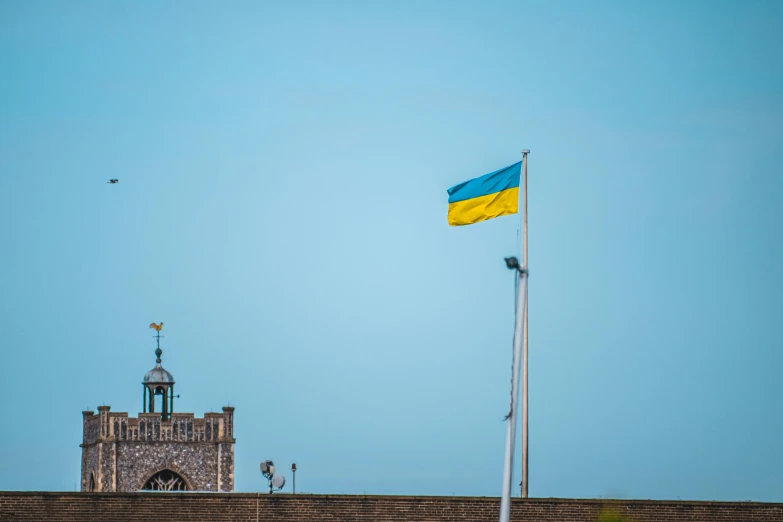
(521, 149, 529, 499)
(499, 149, 530, 522)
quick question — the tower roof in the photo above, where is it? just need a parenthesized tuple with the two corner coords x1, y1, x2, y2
(143, 362, 175, 384)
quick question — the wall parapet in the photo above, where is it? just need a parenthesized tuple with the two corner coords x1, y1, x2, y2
(81, 406, 231, 445)
(0, 493, 782, 522)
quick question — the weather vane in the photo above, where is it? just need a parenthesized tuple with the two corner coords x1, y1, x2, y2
(149, 322, 164, 362)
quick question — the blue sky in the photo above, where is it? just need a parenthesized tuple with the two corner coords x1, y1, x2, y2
(1, 0, 782, 501)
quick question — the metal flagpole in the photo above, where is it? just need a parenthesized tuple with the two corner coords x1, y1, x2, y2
(499, 149, 530, 522)
(521, 149, 529, 499)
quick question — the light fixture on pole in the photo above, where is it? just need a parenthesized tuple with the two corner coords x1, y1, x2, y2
(499, 255, 528, 522)
(291, 463, 296, 494)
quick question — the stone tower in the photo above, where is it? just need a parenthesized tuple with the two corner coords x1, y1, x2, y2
(80, 328, 235, 492)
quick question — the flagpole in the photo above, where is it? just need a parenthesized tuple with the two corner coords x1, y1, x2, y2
(521, 149, 529, 499)
(499, 258, 528, 522)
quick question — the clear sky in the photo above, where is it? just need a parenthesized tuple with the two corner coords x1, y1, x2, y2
(1, 0, 782, 501)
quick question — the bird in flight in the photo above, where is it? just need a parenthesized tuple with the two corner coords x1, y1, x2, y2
(107, 179, 119, 184)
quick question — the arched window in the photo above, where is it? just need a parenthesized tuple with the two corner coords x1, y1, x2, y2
(88, 472, 96, 492)
(142, 469, 189, 491)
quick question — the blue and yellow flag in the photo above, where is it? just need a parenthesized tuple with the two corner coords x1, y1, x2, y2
(447, 162, 521, 226)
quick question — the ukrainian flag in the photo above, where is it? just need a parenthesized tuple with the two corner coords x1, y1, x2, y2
(447, 161, 522, 226)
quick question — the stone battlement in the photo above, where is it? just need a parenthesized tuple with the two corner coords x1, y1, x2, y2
(80, 406, 235, 492)
(81, 406, 235, 446)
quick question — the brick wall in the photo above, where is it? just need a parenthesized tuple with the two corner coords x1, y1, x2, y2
(0, 492, 781, 521)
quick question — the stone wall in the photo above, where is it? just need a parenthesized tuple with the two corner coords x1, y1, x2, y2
(0, 493, 781, 522)
(100, 443, 115, 491)
(115, 441, 219, 491)
(218, 443, 234, 491)
(80, 445, 98, 492)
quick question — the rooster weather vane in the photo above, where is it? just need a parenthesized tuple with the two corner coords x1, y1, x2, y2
(149, 322, 164, 357)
